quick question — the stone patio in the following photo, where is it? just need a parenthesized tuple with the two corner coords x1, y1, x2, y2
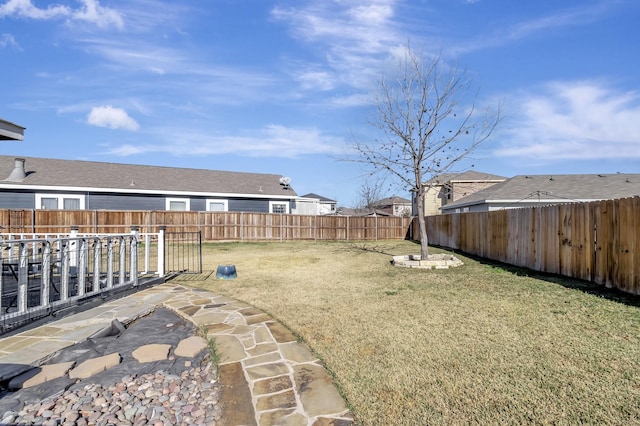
(0, 283, 354, 426)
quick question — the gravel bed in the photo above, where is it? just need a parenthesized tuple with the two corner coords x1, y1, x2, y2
(1, 359, 222, 426)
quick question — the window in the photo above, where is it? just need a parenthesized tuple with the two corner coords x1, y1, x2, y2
(269, 201, 289, 214)
(206, 199, 228, 212)
(36, 194, 85, 210)
(166, 198, 190, 211)
(40, 197, 58, 210)
(63, 198, 80, 210)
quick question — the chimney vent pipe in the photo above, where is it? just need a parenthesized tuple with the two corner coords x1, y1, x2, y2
(6, 157, 26, 181)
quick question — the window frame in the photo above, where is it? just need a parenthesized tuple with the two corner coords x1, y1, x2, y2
(35, 193, 85, 210)
(206, 199, 229, 212)
(269, 201, 289, 214)
(165, 197, 191, 211)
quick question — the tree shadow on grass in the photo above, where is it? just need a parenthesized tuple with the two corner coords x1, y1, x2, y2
(434, 245, 640, 310)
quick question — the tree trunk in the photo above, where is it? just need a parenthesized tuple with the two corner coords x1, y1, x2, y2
(416, 191, 429, 259)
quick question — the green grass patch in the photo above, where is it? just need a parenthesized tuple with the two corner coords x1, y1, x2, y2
(186, 241, 640, 425)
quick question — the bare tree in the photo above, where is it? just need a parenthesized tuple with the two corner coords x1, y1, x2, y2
(352, 45, 501, 259)
(355, 178, 387, 210)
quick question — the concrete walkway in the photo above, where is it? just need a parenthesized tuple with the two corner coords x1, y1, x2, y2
(0, 283, 354, 426)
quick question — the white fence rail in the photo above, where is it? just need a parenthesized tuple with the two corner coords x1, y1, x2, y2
(0, 228, 166, 334)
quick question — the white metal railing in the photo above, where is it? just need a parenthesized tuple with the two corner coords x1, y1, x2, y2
(0, 228, 166, 333)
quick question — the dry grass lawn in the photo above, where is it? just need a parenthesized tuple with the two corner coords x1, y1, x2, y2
(180, 240, 640, 425)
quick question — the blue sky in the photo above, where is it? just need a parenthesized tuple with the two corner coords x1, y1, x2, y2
(2, 0, 639, 206)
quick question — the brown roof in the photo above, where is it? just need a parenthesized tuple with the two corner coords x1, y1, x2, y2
(426, 170, 507, 185)
(0, 155, 296, 197)
(373, 196, 411, 206)
(443, 174, 640, 209)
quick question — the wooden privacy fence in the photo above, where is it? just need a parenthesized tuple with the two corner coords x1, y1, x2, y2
(423, 196, 640, 295)
(0, 210, 413, 242)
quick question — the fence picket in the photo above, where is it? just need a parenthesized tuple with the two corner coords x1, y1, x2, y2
(3, 198, 639, 295)
(425, 197, 640, 296)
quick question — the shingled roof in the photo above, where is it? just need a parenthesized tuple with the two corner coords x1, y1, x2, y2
(443, 174, 640, 210)
(301, 193, 336, 203)
(0, 155, 296, 198)
(426, 170, 506, 185)
(372, 196, 411, 206)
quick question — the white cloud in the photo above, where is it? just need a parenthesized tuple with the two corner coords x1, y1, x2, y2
(87, 106, 140, 131)
(71, 0, 124, 29)
(452, 1, 618, 55)
(0, 33, 18, 48)
(106, 125, 345, 158)
(0, 0, 68, 20)
(0, 0, 123, 29)
(105, 144, 144, 155)
(271, 1, 402, 93)
(293, 66, 335, 91)
(494, 81, 640, 160)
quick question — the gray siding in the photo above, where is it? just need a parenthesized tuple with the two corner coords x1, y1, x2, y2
(190, 198, 205, 211)
(0, 189, 290, 214)
(0, 191, 34, 209)
(88, 194, 165, 210)
(90, 194, 278, 213)
(228, 199, 270, 213)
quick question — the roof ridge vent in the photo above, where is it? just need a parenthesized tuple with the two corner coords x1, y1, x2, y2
(5, 157, 26, 182)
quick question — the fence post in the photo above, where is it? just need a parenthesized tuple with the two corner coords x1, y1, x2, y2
(158, 226, 166, 278)
(70, 226, 78, 277)
(119, 236, 126, 286)
(198, 231, 203, 274)
(375, 214, 378, 241)
(17, 241, 29, 314)
(143, 233, 151, 274)
(347, 216, 350, 241)
(106, 237, 114, 289)
(92, 237, 101, 292)
(130, 226, 139, 287)
(241, 212, 244, 242)
(60, 240, 70, 301)
(0, 236, 3, 313)
(41, 240, 51, 305)
(77, 238, 87, 297)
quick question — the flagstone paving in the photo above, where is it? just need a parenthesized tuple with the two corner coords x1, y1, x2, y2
(0, 283, 354, 425)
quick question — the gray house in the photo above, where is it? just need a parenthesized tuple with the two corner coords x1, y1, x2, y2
(441, 174, 640, 213)
(300, 193, 337, 215)
(372, 196, 412, 217)
(0, 156, 298, 213)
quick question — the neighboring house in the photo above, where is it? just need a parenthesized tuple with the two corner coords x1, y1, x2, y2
(420, 171, 507, 215)
(0, 156, 298, 214)
(372, 196, 412, 217)
(296, 193, 337, 215)
(441, 174, 640, 213)
(335, 207, 393, 216)
(0, 118, 25, 141)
